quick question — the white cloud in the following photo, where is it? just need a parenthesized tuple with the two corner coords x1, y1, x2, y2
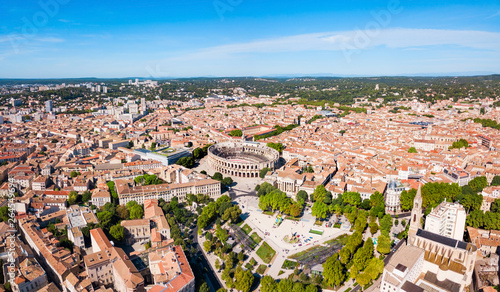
(169, 28, 500, 61)
(35, 37, 65, 43)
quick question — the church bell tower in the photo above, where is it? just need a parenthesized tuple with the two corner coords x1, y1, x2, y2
(408, 184, 423, 244)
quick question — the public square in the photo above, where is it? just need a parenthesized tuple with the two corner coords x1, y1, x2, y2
(234, 196, 352, 278)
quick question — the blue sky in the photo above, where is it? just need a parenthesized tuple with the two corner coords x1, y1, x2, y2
(1, 0, 500, 78)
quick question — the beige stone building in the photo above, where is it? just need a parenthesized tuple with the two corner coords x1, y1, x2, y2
(121, 219, 151, 244)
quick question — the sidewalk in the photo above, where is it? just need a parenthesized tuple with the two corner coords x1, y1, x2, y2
(197, 233, 229, 290)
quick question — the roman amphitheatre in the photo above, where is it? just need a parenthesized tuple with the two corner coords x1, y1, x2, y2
(207, 142, 280, 178)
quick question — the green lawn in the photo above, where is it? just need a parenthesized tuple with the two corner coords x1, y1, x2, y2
(309, 229, 324, 235)
(256, 264, 267, 275)
(285, 216, 301, 221)
(281, 259, 298, 270)
(244, 263, 254, 271)
(256, 242, 276, 264)
(324, 234, 349, 245)
(250, 232, 262, 244)
(242, 224, 252, 235)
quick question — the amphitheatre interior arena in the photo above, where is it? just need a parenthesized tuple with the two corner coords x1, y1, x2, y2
(207, 142, 280, 178)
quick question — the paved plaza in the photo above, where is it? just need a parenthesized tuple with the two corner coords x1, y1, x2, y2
(234, 196, 351, 278)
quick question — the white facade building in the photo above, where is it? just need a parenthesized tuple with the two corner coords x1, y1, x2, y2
(424, 201, 466, 241)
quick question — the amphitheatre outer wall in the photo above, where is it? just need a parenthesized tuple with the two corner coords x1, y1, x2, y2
(207, 142, 280, 178)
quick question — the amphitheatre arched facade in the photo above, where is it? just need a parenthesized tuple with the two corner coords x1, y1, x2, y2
(207, 142, 280, 178)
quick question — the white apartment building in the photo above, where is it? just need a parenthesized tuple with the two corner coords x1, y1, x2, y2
(424, 201, 466, 241)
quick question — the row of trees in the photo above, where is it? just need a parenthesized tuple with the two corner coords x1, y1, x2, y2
(192, 143, 213, 159)
(197, 195, 242, 232)
(260, 276, 318, 292)
(466, 209, 500, 230)
(176, 156, 196, 168)
(398, 177, 500, 230)
(310, 185, 386, 221)
(258, 188, 304, 217)
(228, 129, 243, 137)
(92, 200, 145, 242)
(449, 139, 469, 149)
(400, 177, 493, 212)
(133, 174, 164, 185)
(212, 172, 234, 187)
(254, 124, 299, 140)
(266, 142, 284, 153)
(323, 209, 386, 289)
(67, 190, 92, 205)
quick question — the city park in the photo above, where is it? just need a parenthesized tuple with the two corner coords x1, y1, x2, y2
(195, 169, 400, 292)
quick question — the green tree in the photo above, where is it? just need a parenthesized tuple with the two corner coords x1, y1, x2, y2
(222, 177, 233, 187)
(203, 240, 213, 252)
(215, 227, 229, 244)
(260, 167, 271, 178)
(459, 193, 483, 212)
(491, 199, 500, 213)
(370, 191, 385, 207)
(312, 185, 328, 203)
(289, 203, 303, 217)
(82, 191, 92, 203)
(296, 190, 308, 202)
(449, 139, 469, 149)
(199, 282, 210, 292)
(380, 214, 393, 233)
(234, 265, 254, 292)
(491, 176, 500, 186)
(323, 255, 346, 288)
(260, 276, 277, 292)
(339, 246, 351, 264)
(193, 147, 204, 159)
(129, 204, 144, 219)
(400, 189, 416, 211)
(212, 172, 223, 181)
(408, 147, 417, 153)
(312, 201, 329, 220)
(369, 221, 379, 235)
(377, 232, 391, 254)
(0, 206, 9, 222)
(70, 171, 78, 178)
(466, 210, 484, 228)
(229, 129, 243, 137)
(343, 192, 361, 206)
(267, 142, 284, 153)
(277, 279, 294, 292)
(468, 176, 488, 193)
(67, 191, 79, 205)
(110, 224, 124, 241)
(304, 165, 314, 173)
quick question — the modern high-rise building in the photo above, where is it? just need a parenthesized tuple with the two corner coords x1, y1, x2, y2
(141, 98, 147, 112)
(424, 200, 466, 241)
(45, 100, 53, 113)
